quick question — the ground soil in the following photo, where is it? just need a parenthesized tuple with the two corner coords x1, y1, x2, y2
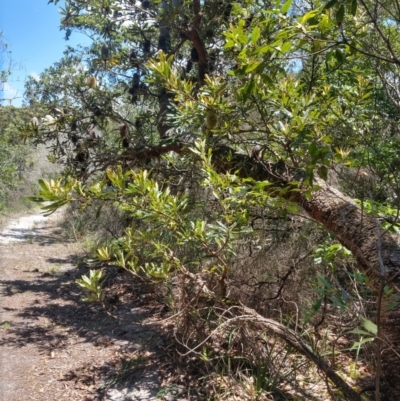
(0, 210, 193, 401)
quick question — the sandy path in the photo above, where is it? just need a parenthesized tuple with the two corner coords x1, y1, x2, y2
(0, 210, 169, 401)
(0, 213, 50, 244)
(0, 210, 79, 400)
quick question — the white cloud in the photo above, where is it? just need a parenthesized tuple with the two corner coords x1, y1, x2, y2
(1, 82, 18, 100)
(30, 71, 40, 81)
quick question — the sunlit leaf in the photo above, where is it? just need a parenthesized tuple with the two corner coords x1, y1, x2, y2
(362, 318, 377, 335)
(281, 0, 293, 14)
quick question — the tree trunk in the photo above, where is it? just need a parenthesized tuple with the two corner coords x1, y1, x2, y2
(210, 147, 400, 397)
(297, 179, 400, 398)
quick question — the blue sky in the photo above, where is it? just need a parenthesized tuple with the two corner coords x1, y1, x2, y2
(0, 0, 90, 107)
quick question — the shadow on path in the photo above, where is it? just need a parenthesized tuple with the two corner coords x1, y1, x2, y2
(0, 266, 164, 352)
(0, 212, 171, 400)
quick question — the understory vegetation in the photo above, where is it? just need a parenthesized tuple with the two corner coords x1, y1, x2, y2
(0, 33, 60, 216)
(0, 106, 56, 216)
(8, 0, 400, 399)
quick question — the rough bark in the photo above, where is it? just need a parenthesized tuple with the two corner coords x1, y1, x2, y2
(156, 89, 175, 139)
(214, 149, 400, 398)
(298, 180, 400, 398)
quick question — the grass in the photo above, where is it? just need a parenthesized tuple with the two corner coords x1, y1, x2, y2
(1, 321, 11, 329)
(49, 265, 60, 275)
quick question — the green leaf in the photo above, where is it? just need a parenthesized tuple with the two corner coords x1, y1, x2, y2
(95, 204, 103, 219)
(281, 0, 293, 14)
(251, 27, 260, 44)
(312, 297, 323, 312)
(301, 10, 320, 24)
(362, 318, 377, 335)
(318, 275, 332, 289)
(255, 44, 272, 55)
(252, 181, 272, 191)
(38, 179, 51, 193)
(336, 4, 345, 25)
(281, 42, 292, 53)
(260, 74, 273, 84)
(238, 34, 249, 44)
(335, 48, 345, 63)
(26, 196, 46, 203)
(317, 165, 328, 181)
(324, 0, 338, 9)
(245, 61, 263, 73)
(241, 80, 255, 97)
(308, 141, 318, 158)
(348, 329, 370, 336)
(349, 337, 375, 350)
(350, 0, 357, 16)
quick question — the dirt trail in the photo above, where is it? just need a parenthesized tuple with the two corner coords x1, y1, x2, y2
(0, 210, 185, 401)
(0, 213, 49, 244)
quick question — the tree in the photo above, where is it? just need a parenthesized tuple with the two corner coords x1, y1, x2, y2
(25, 0, 400, 398)
(0, 107, 35, 209)
(0, 31, 12, 100)
(0, 34, 37, 210)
